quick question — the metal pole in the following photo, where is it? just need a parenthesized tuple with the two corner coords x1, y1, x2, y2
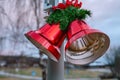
(46, 1, 64, 80)
(47, 41, 65, 80)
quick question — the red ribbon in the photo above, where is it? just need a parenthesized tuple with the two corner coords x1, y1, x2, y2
(52, 0, 82, 10)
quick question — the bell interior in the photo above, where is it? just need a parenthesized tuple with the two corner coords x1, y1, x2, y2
(66, 32, 109, 64)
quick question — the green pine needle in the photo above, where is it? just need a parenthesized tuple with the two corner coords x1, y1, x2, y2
(46, 6, 91, 31)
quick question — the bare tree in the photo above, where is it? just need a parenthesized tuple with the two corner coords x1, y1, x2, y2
(32, 0, 45, 29)
(105, 46, 120, 79)
(32, 1, 47, 80)
(0, 0, 37, 56)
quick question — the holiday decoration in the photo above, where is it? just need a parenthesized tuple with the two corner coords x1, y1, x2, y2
(25, 0, 110, 64)
(25, 24, 66, 61)
(65, 20, 110, 65)
(46, 0, 91, 31)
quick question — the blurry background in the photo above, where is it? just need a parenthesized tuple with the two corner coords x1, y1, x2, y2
(0, 0, 120, 80)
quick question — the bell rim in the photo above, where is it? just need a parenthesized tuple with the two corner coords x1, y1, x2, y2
(65, 29, 110, 65)
(25, 31, 61, 62)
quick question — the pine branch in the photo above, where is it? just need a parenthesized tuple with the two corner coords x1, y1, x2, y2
(46, 6, 91, 31)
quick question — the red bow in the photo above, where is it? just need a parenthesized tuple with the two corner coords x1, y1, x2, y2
(52, 0, 82, 10)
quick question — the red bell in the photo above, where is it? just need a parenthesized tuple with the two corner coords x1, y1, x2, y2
(65, 20, 110, 65)
(25, 23, 66, 62)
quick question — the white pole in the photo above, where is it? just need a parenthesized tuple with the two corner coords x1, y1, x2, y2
(47, 41, 65, 80)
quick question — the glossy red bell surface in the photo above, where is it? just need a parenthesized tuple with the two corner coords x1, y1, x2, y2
(25, 23, 66, 62)
(65, 20, 110, 65)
